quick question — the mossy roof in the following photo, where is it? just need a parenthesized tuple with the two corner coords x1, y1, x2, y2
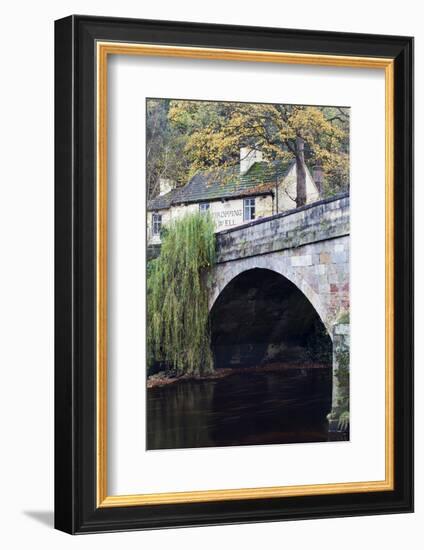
(148, 159, 294, 211)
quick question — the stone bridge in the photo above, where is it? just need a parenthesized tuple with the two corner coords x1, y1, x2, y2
(208, 193, 350, 425)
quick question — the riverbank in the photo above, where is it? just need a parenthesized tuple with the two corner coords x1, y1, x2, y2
(147, 361, 330, 389)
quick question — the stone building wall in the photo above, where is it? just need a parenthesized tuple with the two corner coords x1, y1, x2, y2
(147, 161, 321, 244)
(278, 163, 320, 211)
(147, 194, 274, 243)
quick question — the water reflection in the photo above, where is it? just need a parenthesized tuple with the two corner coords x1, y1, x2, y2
(147, 368, 332, 450)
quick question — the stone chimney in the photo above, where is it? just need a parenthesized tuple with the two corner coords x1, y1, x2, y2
(240, 147, 263, 175)
(158, 177, 174, 196)
(312, 164, 324, 195)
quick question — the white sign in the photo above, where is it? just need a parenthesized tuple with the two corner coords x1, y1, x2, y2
(211, 207, 243, 229)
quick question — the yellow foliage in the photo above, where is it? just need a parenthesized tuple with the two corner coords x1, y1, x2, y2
(168, 100, 349, 196)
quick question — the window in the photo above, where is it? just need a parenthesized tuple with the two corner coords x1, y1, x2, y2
(152, 213, 162, 236)
(243, 198, 256, 221)
(199, 202, 210, 213)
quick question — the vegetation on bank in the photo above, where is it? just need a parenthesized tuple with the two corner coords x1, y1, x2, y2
(335, 347, 350, 430)
(147, 212, 216, 376)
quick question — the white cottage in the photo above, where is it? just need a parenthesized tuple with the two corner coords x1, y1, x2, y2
(147, 148, 321, 245)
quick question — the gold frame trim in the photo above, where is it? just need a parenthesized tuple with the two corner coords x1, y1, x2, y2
(96, 42, 395, 508)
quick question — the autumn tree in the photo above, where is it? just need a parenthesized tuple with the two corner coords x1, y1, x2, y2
(168, 101, 349, 206)
(146, 99, 192, 199)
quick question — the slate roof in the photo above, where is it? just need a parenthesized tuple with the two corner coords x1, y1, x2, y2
(147, 189, 177, 210)
(147, 159, 294, 211)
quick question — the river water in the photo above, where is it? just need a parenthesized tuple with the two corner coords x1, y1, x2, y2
(147, 368, 335, 450)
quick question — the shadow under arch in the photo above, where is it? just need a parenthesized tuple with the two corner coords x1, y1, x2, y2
(209, 257, 330, 336)
(209, 267, 332, 370)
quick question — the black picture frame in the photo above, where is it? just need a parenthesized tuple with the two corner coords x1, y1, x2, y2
(55, 15, 414, 534)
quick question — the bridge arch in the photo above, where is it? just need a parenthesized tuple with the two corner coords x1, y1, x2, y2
(209, 266, 332, 370)
(209, 255, 331, 336)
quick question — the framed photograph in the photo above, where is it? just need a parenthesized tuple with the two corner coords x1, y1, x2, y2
(54, 15, 413, 533)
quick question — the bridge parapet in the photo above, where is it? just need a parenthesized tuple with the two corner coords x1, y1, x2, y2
(216, 194, 349, 264)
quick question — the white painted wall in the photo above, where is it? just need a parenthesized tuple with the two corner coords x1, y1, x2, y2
(0, 1, 421, 549)
(147, 194, 274, 243)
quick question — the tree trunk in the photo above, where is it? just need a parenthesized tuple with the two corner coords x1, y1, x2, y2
(295, 136, 307, 207)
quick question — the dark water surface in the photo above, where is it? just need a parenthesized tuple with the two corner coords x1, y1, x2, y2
(147, 368, 333, 450)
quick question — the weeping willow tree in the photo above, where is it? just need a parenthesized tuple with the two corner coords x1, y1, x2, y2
(147, 212, 216, 376)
